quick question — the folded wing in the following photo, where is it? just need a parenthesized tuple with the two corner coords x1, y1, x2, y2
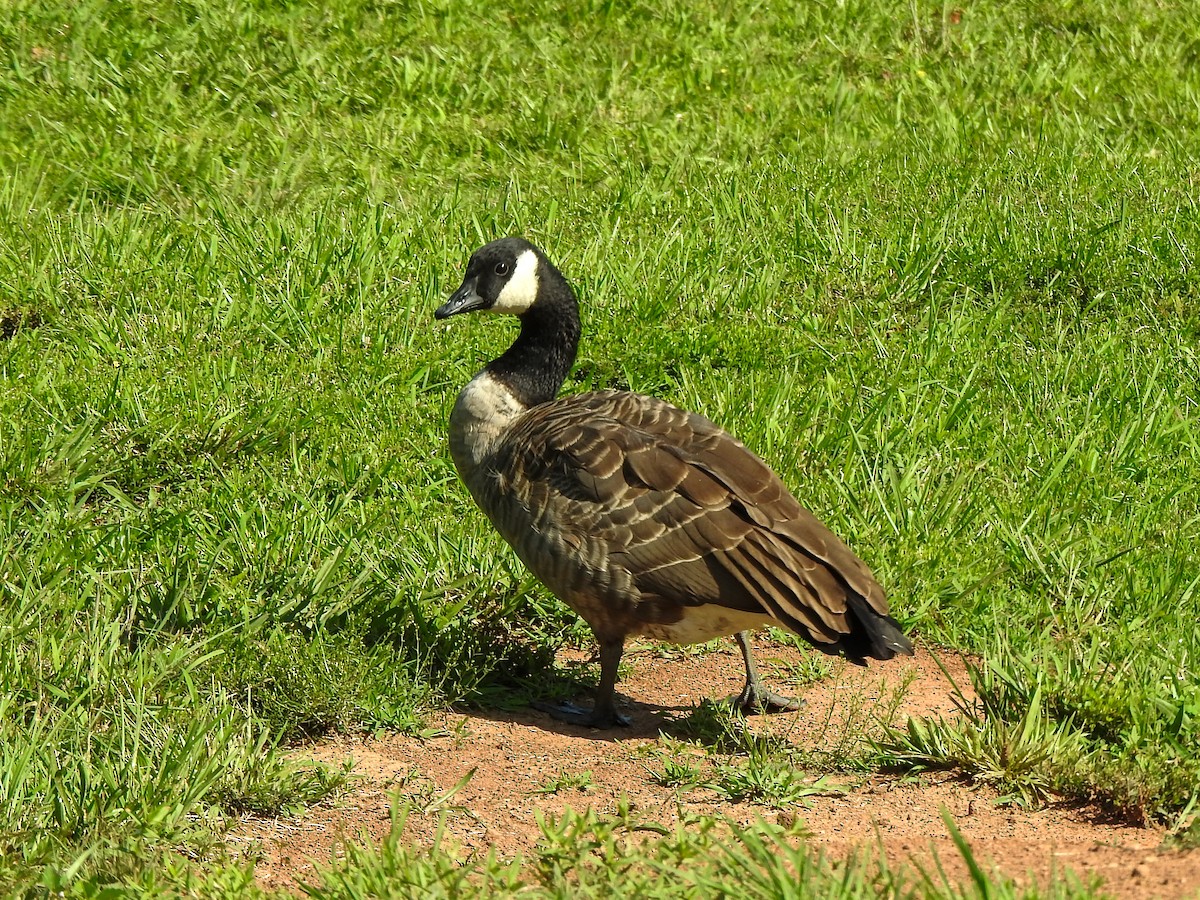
(495, 390, 912, 661)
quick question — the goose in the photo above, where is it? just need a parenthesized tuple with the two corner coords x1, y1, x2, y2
(435, 236, 913, 728)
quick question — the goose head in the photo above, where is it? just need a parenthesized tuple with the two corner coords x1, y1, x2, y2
(436, 236, 581, 411)
(436, 236, 546, 320)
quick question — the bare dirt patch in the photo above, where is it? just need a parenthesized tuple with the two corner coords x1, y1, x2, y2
(232, 638, 1200, 898)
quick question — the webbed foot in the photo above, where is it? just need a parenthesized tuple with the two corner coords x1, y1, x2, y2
(731, 683, 805, 715)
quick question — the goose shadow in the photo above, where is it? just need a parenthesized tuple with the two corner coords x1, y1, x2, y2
(452, 658, 709, 741)
(452, 644, 799, 741)
(453, 693, 702, 742)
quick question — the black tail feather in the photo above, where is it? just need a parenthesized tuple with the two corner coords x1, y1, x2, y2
(834, 595, 915, 663)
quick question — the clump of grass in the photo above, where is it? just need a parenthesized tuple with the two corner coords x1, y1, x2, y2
(207, 627, 422, 739)
(649, 755, 704, 790)
(673, 699, 789, 756)
(880, 678, 1087, 807)
(706, 758, 843, 809)
(303, 801, 523, 900)
(533, 770, 595, 795)
(777, 652, 836, 690)
(879, 651, 1200, 819)
(1167, 809, 1200, 851)
(392, 767, 478, 816)
(666, 698, 848, 809)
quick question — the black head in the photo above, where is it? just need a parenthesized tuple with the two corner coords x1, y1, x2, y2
(437, 237, 581, 406)
(436, 236, 546, 320)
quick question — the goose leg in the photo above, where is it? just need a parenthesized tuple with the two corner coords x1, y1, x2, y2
(531, 636, 631, 728)
(732, 631, 804, 714)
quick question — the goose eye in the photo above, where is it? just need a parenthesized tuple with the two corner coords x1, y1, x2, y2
(494, 261, 510, 276)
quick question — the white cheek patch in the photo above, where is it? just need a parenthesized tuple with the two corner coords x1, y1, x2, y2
(489, 249, 539, 314)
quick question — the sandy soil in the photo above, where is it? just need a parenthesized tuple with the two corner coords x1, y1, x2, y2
(230, 637, 1200, 898)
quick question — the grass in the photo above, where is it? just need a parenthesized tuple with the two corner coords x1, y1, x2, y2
(880, 659, 1091, 808)
(298, 800, 1104, 900)
(534, 770, 596, 795)
(649, 692, 880, 809)
(2, 0, 1199, 894)
(882, 648, 1200, 820)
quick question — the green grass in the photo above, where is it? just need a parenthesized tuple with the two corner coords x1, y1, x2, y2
(300, 800, 1103, 900)
(2, 0, 1199, 894)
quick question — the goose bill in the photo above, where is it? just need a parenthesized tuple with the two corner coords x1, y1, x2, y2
(436, 281, 486, 319)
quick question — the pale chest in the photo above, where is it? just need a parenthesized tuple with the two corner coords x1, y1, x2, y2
(448, 371, 528, 484)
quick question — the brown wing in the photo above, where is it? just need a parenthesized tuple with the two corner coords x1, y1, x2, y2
(493, 390, 910, 660)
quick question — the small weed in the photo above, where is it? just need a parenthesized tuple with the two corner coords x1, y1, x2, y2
(673, 699, 789, 757)
(650, 756, 703, 789)
(789, 668, 917, 773)
(671, 698, 845, 808)
(707, 759, 843, 809)
(533, 769, 595, 795)
(777, 653, 835, 689)
(395, 767, 477, 816)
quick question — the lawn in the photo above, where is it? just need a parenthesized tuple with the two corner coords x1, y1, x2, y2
(1, 0, 1198, 895)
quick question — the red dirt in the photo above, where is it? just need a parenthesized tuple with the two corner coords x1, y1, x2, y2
(230, 637, 1200, 898)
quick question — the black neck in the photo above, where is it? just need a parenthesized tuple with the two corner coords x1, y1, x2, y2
(487, 282, 581, 408)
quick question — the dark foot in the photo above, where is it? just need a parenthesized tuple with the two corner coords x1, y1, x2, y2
(731, 683, 805, 715)
(530, 699, 632, 728)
